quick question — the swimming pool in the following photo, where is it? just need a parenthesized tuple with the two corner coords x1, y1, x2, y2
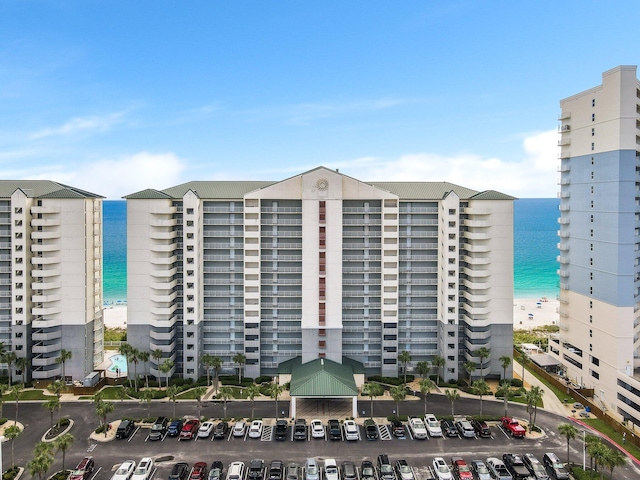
(107, 354, 128, 374)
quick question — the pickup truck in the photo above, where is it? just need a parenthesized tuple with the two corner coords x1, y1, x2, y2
(501, 417, 526, 438)
(502, 454, 530, 480)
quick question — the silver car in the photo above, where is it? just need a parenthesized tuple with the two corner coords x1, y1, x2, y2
(305, 459, 319, 480)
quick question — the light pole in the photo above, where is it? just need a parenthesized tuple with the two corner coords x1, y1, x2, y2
(0, 434, 5, 478)
(582, 429, 586, 471)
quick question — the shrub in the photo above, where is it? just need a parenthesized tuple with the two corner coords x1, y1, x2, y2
(255, 376, 273, 384)
(3, 466, 20, 480)
(387, 415, 408, 422)
(456, 379, 468, 387)
(510, 378, 523, 387)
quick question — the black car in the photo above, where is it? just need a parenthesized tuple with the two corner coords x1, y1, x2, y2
(390, 418, 405, 437)
(274, 420, 288, 441)
(503, 454, 531, 480)
(328, 419, 342, 440)
(360, 461, 376, 480)
(248, 459, 265, 480)
(542, 453, 569, 480)
(167, 419, 184, 437)
(293, 419, 306, 441)
(268, 461, 283, 480)
(471, 419, 491, 438)
(116, 419, 136, 439)
(169, 463, 190, 480)
(364, 419, 379, 440)
(149, 416, 168, 441)
(440, 419, 458, 437)
(208, 462, 224, 480)
(214, 421, 229, 439)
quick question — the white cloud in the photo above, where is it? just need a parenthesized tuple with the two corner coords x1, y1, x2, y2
(30, 111, 127, 139)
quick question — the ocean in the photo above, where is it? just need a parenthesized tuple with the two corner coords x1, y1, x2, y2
(102, 198, 560, 303)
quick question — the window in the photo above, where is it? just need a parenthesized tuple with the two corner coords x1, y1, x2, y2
(448, 343, 455, 349)
(590, 258, 593, 266)
(591, 143, 595, 151)
(591, 171, 594, 179)
(589, 301, 593, 308)
(591, 370, 599, 379)
(186, 208, 194, 214)
(590, 243, 593, 251)
(592, 113, 595, 122)
(589, 329, 593, 338)
(590, 215, 594, 223)
(589, 344, 592, 351)
(591, 128, 595, 136)
(447, 356, 455, 361)
(590, 229, 593, 237)
(589, 315, 593, 323)
(590, 272, 593, 280)
(591, 156, 594, 165)
(448, 209, 456, 215)
(592, 98, 596, 107)
(590, 287, 593, 295)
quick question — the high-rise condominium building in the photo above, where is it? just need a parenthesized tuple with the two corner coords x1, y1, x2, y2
(0, 181, 104, 382)
(554, 65, 640, 425)
(126, 167, 513, 382)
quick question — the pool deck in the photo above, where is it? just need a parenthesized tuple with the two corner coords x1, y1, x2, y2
(96, 352, 128, 378)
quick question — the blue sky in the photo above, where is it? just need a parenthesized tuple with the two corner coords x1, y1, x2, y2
(1, 1, 638, 199)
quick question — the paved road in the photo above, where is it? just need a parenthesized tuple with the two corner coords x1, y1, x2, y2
(4, 395, 640, 480)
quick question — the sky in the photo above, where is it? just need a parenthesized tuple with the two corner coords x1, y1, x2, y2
(1, 1, 639, 199)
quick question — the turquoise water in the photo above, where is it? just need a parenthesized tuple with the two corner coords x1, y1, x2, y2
(102, 198, 560, 303)
(107, 354, 128, 374)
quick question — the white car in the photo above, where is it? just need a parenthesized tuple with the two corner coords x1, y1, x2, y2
(432, 458, 452, 480)
(248, 420, 263, 439)
(424, 414, 442, 437)
(232, 421, 246, 437)
(310, 419, 324, 439)
(343, 420, 359, 441)
(132, 458, 154, 480)
(324, 459, 339, 480)
(408, 417, 428, 439)
(112, 461, 136, 480)
(198, 421, 215, 438)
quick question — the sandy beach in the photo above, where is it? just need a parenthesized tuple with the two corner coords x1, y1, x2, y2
(104, 305, 127, 329)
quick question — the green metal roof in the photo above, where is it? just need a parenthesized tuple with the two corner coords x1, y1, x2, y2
(289, 357, 358, 397)
(161, 181, 275, 199)
(470, 190, 517, 200)
(123, 188, 173, 199)
(0, 180, 103, 199)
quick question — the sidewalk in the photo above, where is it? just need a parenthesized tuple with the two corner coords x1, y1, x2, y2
(513, 359, 568, 416)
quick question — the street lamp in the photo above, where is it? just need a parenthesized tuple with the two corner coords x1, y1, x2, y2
(582, 429, 586, 471)
(0, 434, 5, 479)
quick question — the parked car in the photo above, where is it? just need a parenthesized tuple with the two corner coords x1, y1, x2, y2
(424, 414, 442, 437)
(503, 454, 530, 480)
(179, 419, 200, 440)
(440, 419, 458, 437)
(501, 417, 526, 438)
(293, 419, 307, 441)
(198, 421, 215, 438)
(132, 457, 154, 480)
(169, 463, 190, 480)
(390, 418, 405, 437)
(360, 461, 376, 480)
(232, 421, 246, 437)
(227, 463, 245, 480)
(112, 461, 136, 480)
(268, 461, 283, 480)
(542, 453, 569, 480)
(377, 455, 395, 480)
(69, 456, 95, 480)
(285, 464, 300, 480)
(305, 459, 319, 480)
(324, 460, 339, 480)
(395, 460, 414, 480)
(248, 420, 264, 439)
(455, 420, 475, 438)
(343, 420, 359, 441)
(450, 458, 473, 480)
(191, 463, 208, 480)
(409, 417, 428, 439)
(471, 419, 491, 438)
(213, 421, 229, 439)
(248, 459, 265, 480)
(522, 454, 549, 480)
(486, 458, 512, 480)
(149, 417, 167, 441)
(364, 419, 378, 440)
(328, 419, 342, 440)
(432, 458, 452, 480)
(341, 462, 356, 480)
(274, 420, 288, 441)
(208, 462, 224, 480)
(470, 460, 492, 480)
(167, 420, 183, 437)
(310, 419, 324, 439)
(116, 420, 136, 439)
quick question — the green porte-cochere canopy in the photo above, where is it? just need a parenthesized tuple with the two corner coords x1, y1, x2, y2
(282, 357, 360, 397)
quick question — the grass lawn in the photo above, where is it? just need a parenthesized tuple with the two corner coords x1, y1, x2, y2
(4, 389, 49, 401)
(582, 418, 640, 461)
(97, 386, 127, 400)
(524, 366, 576, 406)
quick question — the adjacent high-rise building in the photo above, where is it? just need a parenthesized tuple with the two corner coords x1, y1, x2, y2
(126, 167, 514, 382)
(553, 65, 640, 425)
(0, 181, 104, 382)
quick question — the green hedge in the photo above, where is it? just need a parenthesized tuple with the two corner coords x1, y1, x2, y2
(367, 375, 415, 386)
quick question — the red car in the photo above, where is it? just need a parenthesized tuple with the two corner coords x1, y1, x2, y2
(69, 457, 95, 480)
(190, 462, 208, 480)
(179, 419, 201, 440)
(501, 417, 526, 438)
(450, 458, 473, 480)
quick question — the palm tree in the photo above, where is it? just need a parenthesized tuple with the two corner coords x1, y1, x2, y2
(53, 433, 74, 475)
(211, 356, 223, 392)
(27, 442, 54, 480)
(201, 354, 215, 386)
(585, 434, 602, 471)
(499, 355, 512, 380)
(588, 439, 608, 473)
(233, 352, 246, 384)
(130, 348, 140, 391)
(95, 396, 115, 437)
(496, 381, 512, 418)
(416, 361, 430, 379)
(362, 382, 384, 418)
(245, 384, 261, 419)
(603, 446, 626, 479)
(0, 383, 7, 418)
(15, 356, 28, 385)
(389, 385, 406, 418)
(463, 361, 476, 386)
(471, 380, 491, 416)
(11, 383, 23, 422)
(474, 347, 491, 381)
(159, 359, 174, 389)
(269, 383, 285, 419)
(118, 343, 133, 388)
(432, 355, 445, 384)
(46, 379, 64, 424)
(219, 386, 234, 419)
(518, 351, 530, 385)
(139, 389, 153, 419)
(193, 386, 207, 420)
(398, 350, 412, 385)
(558, 423, 578, 465)
(167, 385, 179, 419)
(2, 351, 17, 387)
(4, 424, 21, 468)
(56, 349, 72, 382)
(525, 386, 544, 431)
(445, 389, 460, 418)
(151, 349, 163, 381)
(139, 350, 150, 387)
(419, 378, 435, 415)
(43, 397, 60, 430)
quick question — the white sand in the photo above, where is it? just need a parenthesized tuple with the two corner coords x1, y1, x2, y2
(513, 296, 559, 330)
(104, 305, 127, 329)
